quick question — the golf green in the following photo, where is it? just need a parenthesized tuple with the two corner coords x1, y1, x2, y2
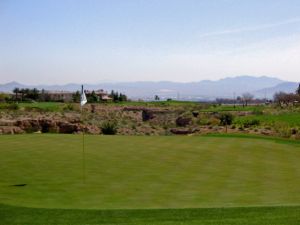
(0, 134, 300, 210)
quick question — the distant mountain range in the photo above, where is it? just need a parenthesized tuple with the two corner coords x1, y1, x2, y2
(0, 76, 298, 100)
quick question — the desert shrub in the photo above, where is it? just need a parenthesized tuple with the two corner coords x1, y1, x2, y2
(0, 93, 10, 102)
(273, 122, 292, 138)
(197, 115, 220, 126)
(209, 117, 221, 126)
(242, 118, 260, 127)
(101, 121, 118, 135)
(219, 113, 234, 126)
(294, 132, 300, 140)
(63, 103, 74, 111)
(291, 128, 298, 135)
(197, 118, 209, 125)
(252, 108, 264, 115)
(278, 127, 292, 138)
(0, 103, 19, 110)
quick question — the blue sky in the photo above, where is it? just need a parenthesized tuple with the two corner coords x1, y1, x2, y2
(0, 0, 300, 84)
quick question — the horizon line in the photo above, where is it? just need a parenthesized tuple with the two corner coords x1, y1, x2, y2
(0, 75, 290, 86)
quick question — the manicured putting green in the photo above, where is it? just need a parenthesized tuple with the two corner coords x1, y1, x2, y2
(0, 134, 299, 210)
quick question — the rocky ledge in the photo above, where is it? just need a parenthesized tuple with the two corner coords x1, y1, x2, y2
(0, 119, 100, 135)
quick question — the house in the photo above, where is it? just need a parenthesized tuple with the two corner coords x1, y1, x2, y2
(101, 95, 113, 101)
(45, 91, 73, 102)
(85, 89, 112, 101)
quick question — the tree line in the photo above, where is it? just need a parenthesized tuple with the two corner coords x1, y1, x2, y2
(0, 88, 128, 103)
(216, 93, 258, 106)
(72, 90, 127, 103)
(273, 84, 300, 107)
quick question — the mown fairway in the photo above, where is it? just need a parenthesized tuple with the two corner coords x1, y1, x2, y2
(0, 134, 300, 224)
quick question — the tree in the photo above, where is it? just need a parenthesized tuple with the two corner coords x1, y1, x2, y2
(274, 92, 287, 107)
(219, 113, 234, 133)
(13, 88, 20, 101)
(0, 93, 9, 102)
(296, 83, 300, 96)
(118, 93, 127, 102)
(109, 90, 126, 102)
(242, 93, 254, 106)
(88, 91, 99, 103)
(154, 95, 160, 101)
(26, 88, 40, 101)
(19, 88, 27, 101)
(274, 92, 300, 107)
(39, 89, 51, 102)
(72, 91, 81, 103)
(114, 91, 119, 102)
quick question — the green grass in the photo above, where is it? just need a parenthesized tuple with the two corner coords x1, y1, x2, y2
(200, 105, 266, 112)
(0, 134, 300, 224)
(18, 100, 200, 108)
(203, 133, 300, 146)
(103, 100, 202, 107)
(1, 204, 300, 225)
(19, 102, 65, 111)
(234, 112, 300, 127)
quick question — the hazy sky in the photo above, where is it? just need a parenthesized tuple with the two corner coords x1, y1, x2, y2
(1, 0, 300, 84)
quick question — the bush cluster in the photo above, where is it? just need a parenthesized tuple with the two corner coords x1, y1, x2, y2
(101, 121, 118, 135)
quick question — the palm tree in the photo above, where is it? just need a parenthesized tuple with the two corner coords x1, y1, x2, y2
(13, 88, 20, 101)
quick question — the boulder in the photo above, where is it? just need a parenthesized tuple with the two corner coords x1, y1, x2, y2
(142, 110, 155, 121)
(39, 119, 58, 133)
(15, 119, 41, 132)
(0, 126, 24, 134)
(176, 116, 192, 127)
(123, 106, 146, 111)
(170, 128, 194, 135)
(192, 111, 199, 117)
(57, 122, 80, 134)
(84, 125, 101, 134)
(0, 120, 15, 126)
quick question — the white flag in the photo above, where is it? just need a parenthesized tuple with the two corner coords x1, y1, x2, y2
(80, 85, 87, 106)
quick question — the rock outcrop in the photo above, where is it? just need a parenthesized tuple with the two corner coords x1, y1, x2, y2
(0, 126, 24, 134)
(0, 119, 100, 135)
(175, 116, 192, 127)
(170, 128, 197, 135)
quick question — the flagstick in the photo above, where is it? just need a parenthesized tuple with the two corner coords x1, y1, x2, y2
(82, 123, 86, 184)
(81, 86, 86, 184)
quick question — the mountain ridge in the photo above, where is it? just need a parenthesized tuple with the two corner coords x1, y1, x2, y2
(0, 76, 298, 100)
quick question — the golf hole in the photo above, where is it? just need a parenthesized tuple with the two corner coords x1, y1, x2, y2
(12, 184, 27, 187)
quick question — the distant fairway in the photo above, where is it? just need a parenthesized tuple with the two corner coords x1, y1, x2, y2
(0, 134, 300, 224)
